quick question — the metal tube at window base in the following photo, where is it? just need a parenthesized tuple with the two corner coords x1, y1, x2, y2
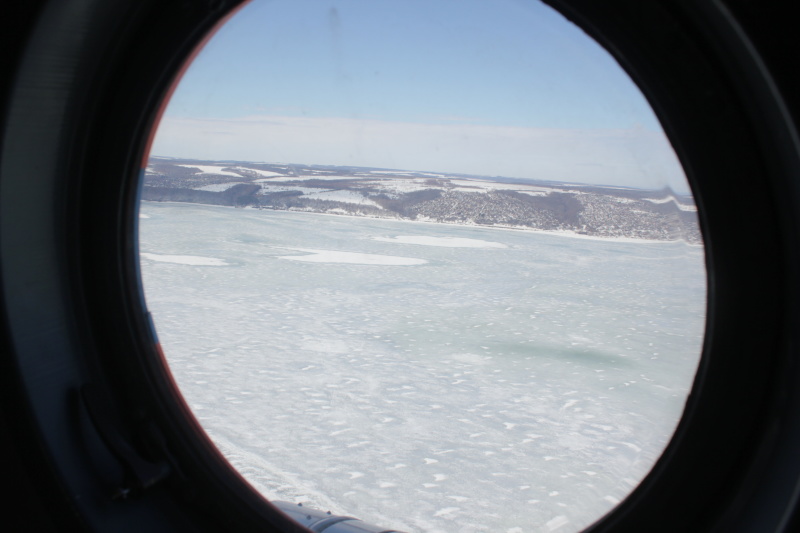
(271, 501, 405, 533)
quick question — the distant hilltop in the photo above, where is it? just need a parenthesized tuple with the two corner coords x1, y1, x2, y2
(142, 157, 702, 244)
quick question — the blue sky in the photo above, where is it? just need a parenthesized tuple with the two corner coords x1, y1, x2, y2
(152, 0, 689, 192)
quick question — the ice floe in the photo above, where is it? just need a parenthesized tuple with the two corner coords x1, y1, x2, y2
(372, 235, 507, 248)
(277, 248, 427, 265)
(546, 515, 570, 531)
(140, 252, 228, 266)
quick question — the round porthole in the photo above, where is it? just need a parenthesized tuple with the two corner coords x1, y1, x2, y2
(140, 1, 704, 531)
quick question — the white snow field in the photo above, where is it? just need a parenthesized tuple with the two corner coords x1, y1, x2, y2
(139, 202, 706, 533)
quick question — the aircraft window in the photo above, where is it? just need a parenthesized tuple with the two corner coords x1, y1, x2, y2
(139, 1, 706, 531)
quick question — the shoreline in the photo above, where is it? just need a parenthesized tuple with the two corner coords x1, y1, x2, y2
(139, 200, 704, 247)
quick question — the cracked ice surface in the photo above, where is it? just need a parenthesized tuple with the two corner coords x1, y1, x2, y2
(139, 202, 705, 533)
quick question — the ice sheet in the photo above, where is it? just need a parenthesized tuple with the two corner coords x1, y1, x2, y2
(139, 204, 706, 533)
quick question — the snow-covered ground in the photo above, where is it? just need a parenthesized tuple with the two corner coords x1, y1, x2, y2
(178, 164, 243, 177)
(256, 184, 330, 195)
(276, 175, 359, 182)
(447, 178, 555, 195)
(370, 170, 418, 175)
(303, 190, 383, 208)
(346, 176, 559, 198)
(139, 203, 706, 533)
(357, 179, 434, 195)
(234, 166, 285, 177)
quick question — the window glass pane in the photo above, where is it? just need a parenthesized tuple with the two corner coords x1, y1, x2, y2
(140, 1, 705, 531)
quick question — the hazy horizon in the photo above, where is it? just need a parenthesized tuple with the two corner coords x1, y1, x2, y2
(150, 0, 691, 193)
(147, 154, 693, 196)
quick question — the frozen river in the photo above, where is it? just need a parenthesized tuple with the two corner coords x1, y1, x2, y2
(139, 202, 706, 532)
